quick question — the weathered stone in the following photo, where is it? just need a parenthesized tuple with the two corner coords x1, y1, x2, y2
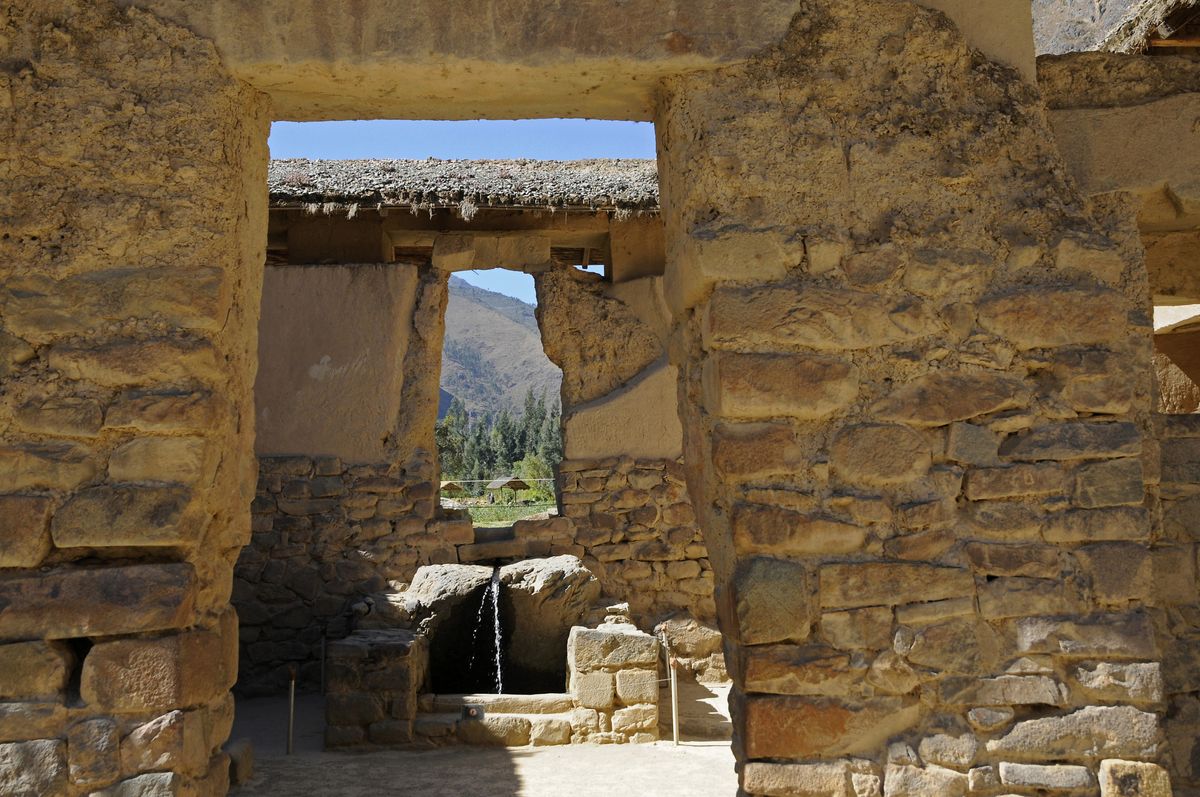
(742, 645, 865, 697)
(946, 423, 1001, 466)
(568, 625, 658, 670)
(705, 285, 934, 352)
(964, 501, 1043, 542)
(120, 711, 208, 777)
(964, 463, 1066, 500)
(986, 706, 1159, 760)
(820, 607, 893, 651)
(1098, 760, 1172, 797)
(964, 543, 1060, 578)
(999, 762, 1093, 791)
(967, 766, 999, 792)
(967, 707, 1014, 733)
(0, 563, 195, 640)
(882, 764, 967, 797)
(51, 485, 197, 548)
(900, 618, 999, 676)
(106, 390, 218, 432)
(1012, 613, 1157, 659)
(732, 504, 867, 556)
(1042, 507, 1149, 543)
(91, 772, 180, 796)
(611, 705, 657, 735)
(48, 337, 220, 386)
(0, 442, 97, 492)
(712, 422, 804, 478)
(529, 717, 572, 746)
(866, 651, 920, 696)
(977, 287, 1125, 350)
(744, 696, 920, 759)
(0, 641, 72, 700)
(81, 626, 233, 713)
(68, 717, 119, 786)
(572, 670, 615, 709)
(894, 598, 974, 627)
(1074, 458, 1145, 508)
(0, 495, 53, 568)
(14, 397, 104, 437)
(743, 761, 868, 797)
(704, 352, 858, 420)
(872, 371, 1027, 428)
(918, 734, 978, 770)
(978, 577, 1082, 620)
(0, 703, 68, 743)
(999, 421, 1140, 461)
(457, 714, 531, 746)
(1070, 662, 1164, 705)
(733, 557, 811, 645)
(0, 739, 67, 796)
(831, 425, 931, 487)
(939, 675, 1067, 707)
(819, 563, 973, 610)
(615, 669, 658, 705)
(108, 437, 206, 484)
(1074, 543, 1158, 603)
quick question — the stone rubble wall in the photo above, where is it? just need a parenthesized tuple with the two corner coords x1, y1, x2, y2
(557, 457, 715, 627)
(324, 630, 428, 749)
(658, 2, 1176, 794)
(566, 623, 661, 744)
(1154, 413, 1200, 794)
(0, 1, 269, 794)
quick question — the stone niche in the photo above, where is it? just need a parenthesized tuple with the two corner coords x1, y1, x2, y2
(329, 557, 663, 747)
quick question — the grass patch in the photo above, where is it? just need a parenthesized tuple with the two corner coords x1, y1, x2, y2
(466, 504, 555, 527)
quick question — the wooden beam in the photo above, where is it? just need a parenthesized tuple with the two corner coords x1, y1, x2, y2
(1149, 37, 1200, 47)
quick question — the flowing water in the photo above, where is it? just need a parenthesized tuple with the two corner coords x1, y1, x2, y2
(465, 566, 504, 693)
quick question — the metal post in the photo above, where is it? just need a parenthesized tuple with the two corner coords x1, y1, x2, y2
(287, 667, 296, 755)
(669, 651, 679, 747)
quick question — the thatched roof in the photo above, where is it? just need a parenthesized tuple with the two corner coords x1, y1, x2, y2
(485, 476, 530, 491)
(1103, 0, 1200, 52)
(269, 158, 660, 214)
(1034, 0, 1199, 54)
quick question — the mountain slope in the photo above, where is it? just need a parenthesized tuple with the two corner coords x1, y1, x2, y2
(440, 276, 562, 418)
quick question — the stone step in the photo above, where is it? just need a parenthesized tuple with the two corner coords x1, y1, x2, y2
(428, 692, 575, 715)
(414, 711, 578, 747)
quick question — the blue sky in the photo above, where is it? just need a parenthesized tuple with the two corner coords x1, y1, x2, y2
(270, 120, 655, 305)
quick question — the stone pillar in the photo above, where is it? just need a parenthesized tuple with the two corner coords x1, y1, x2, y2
(1, 2, 268, 794)
(658, 2, 1167, 793)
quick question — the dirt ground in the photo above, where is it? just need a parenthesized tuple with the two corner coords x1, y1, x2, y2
(231, 695, 738, 797)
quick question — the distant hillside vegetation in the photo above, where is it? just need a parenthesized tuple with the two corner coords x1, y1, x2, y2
(440, 275, 562, 418)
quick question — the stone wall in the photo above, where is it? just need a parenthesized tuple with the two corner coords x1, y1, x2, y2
(0, 1, 268, 793)
(1154, 413, 1200, 794)
(659, 2, 1174, 794)
(558, 457, 714, 627)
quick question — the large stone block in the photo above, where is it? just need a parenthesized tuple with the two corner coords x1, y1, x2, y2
(1075, 458, 1145, 508)
(743, 761, 867, 797)
(900, 617, 999, 676)
(712, 422, 804, 478)
(819, 563, 973, 610)
(567, 625, 658, 671)
(882, 764, 967, 797)
(819, 607, 894, 651)
(977, 287, 1125, 350)
(0, 495, 53, 568)
(120, 710, 209, 778)
(91, 772, 180, 797)
(81, 626, 233, 713)
(1098, 760, 1172, 797)
(938, 675, 1067, 707)
(1042, 507, 1149, 543)
(14, 397, 104, 437)
(0, 739, 67, 796)
(964, 463, 1065, 500)
(742, 645, 865, 697)
(964, 543, 1060, 578)
(704, 284, 935, 352)
(105, 390, 219, 432)
(744, 696, 919, 758)
(0, 703, 68, 743)
(108, 437, 207, 484)
(2, 267, 225, 344)
(1012, 613, 1157, 659)
(0, 563, 195, 640)
(1070, 662, 1163, 706)
(0, 641, 72, 701)
(572, 671, 615, 710)
(732, 504, 867, 556)
(733, 557, 811, 645)
(978, 577, 1083, 620)
(1000, 421, 1140, 461)
(68, 717, 119, 787)
(830, 425, 931, 487)
(615, 669, 657, 706)
(986, 706, 1159, 761)
(0, 443, 97, 492)
(998, 762, 1093, 791)
(703, 351, 858, 419)
(48, 337, 220, 386)
(51, 485, 198, 548)
(457, 715, 531, 746)
(872, 371, 1027, 428)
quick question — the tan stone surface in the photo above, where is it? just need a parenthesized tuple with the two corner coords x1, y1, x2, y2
(0, 495, 53, 568)
(51, 485, 199, 548)
(0, 740, 67, 797)
(1098, 760, 1172, 797)
(872, 371, 1027, 428)
(830, 425, 932, 487)
(108, 437, 207, 484)
(0, 642, 72, 701)
(703, 352, 858, 420)
(563, 361, 683, 460)
(255, 265, 418, 461)
(743, 696, 920, 759)
(732, 557, 812, 645)
(732, 504, 867, 557)
(819, 563, 973, 610)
